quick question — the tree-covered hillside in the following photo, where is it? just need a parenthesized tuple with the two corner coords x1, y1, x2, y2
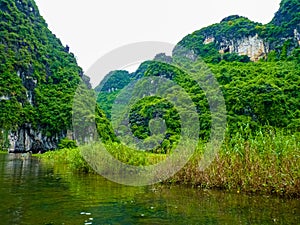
(271, 0, 300, 32)
(0, 0, 85, 152)
(96, 0, 300, 153)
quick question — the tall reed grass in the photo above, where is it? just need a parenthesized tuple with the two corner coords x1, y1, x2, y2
(36, 148, 93, 173)
(38, 128, 300, 197)
(170, 128, 300, 197)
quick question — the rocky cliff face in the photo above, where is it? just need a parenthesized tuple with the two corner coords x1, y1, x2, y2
(9, 125, 65, 153)
(206, 34, 268, 61)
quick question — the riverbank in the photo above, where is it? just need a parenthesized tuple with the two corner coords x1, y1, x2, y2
(38, 129, 300, 198)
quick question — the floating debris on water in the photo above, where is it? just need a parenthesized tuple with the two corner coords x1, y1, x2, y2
(80, 212, 92, 216)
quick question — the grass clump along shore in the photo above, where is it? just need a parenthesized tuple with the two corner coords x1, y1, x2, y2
(171, 128, 300, 197)
(39, 127, 300, 198)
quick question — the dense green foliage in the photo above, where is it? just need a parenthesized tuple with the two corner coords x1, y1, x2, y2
(270, 0, 300, 35)
(129, 96, 181, 153)
(265, 0, 300, 53)
(211, 60, 300, 133)
(72, 82, 117, 145)
(0, 0, 84, 149)
(97, 60, 211, 152)
(97, 59, 299, 152)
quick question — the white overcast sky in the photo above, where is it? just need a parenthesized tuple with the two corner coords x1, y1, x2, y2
(35, 0, 281, 84)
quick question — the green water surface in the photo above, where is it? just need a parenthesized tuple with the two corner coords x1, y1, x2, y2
(0, 153, 299, 225)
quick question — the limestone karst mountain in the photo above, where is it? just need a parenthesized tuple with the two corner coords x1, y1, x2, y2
(0, 0, 85, 152)
(175, 0, 300, 62)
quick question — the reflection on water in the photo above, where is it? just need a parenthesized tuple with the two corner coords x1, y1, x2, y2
(0, 153, 299, 225)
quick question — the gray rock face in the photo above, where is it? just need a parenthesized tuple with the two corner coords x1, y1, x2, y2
(294, 29, 300, 45)
(212, 34, 268, 61)
(235, 35, 268, 61)
(9, 125, 66, 153)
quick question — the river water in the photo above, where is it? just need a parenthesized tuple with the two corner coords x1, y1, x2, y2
(0, 153, 299, 225)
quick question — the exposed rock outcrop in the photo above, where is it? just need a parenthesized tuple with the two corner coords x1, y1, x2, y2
(217, 34, 268, 61)
(203, 37, 215, 45)
(294, 29, 300, 45)
(9, 125, 65, 153)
